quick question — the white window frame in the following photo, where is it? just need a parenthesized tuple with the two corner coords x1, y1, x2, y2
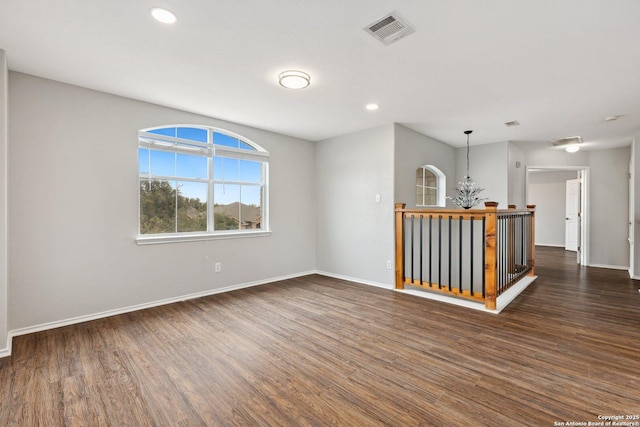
(136, 125, 270, 245)
(416, 164, 446, 207)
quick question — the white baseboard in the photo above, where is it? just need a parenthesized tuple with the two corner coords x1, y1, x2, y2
(496, 276, 537, 312)
(398, 275, 537, 314)
(536, 243, 566, 248)
(587, 263, 629, 271)
(314, 270, 393, 290)
(1, 270, 316, 359)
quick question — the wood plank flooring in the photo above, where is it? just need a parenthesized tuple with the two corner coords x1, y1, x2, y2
(1, 246, 639, 426)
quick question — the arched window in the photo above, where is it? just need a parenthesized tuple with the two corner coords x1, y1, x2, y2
(138, 125, 269, 241)
(416, 165, 445, 207)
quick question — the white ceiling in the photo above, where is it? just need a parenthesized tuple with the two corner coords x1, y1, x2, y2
(1, 0, 639, 149)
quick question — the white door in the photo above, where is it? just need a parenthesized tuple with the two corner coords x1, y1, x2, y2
(565, 179, 580, 252)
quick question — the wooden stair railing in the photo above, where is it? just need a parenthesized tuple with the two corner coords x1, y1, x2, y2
(395, 202, 535, 310)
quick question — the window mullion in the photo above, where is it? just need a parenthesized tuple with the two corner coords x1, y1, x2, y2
(422, 168, 426, 206)
(174, 154, 178, 233)
(239, 186, 243, 231)
(262, 163, 268, 230)
(174, 180, 178, 233)
(212, 179, 260, 186)
(146, 175, 207, 184)
(208, 156, 214, 232)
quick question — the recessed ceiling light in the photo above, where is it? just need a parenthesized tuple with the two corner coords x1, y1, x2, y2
(278, 70, 310, 89)
(366, 104, 379, 111)
(151, 8, 177, 24)
(604, 115, 622, 122)
(565, 145, 580, 153)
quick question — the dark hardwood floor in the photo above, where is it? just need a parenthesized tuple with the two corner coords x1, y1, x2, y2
(1, 247, 639, 426)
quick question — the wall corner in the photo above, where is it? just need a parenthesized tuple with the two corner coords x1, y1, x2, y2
(0, 49, 9, 352)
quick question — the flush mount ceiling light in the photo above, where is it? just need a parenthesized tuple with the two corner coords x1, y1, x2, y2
(366, 103, 379, 111)
(278, 70, 310, 89)
(549, 136, 582, 153)
(151, 8, 177, 24)
(565, 145, 580, 153)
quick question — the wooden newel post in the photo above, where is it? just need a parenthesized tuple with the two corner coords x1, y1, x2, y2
(484, 201, 499, 310)
(395, 203, 406, 289)
(526, 204, 536, 276)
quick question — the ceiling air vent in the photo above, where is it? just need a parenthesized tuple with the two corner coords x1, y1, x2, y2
(364, 11, 415, 45)
(549, 136, 583, 147)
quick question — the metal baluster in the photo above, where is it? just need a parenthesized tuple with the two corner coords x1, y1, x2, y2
(500, 215, 505, 293)
(410, 215, 414, 284)
(438, 215, 442, 289)
(448, 216, 452, 292)
(419, 215, 423, 285)
(428, 215, 432, 287)
(470, 216, 474, 295)
(521, 214, 525, 269)
(459, 216, 463, 293)
(512, 214, 516, 276)
(528, 212, 532, 268)
(482, 216, 486, 298)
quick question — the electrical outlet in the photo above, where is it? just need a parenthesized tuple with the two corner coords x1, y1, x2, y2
(375, 194, 381, 203)
(215, 262, 222, 273)
(386, 260, 392, 270)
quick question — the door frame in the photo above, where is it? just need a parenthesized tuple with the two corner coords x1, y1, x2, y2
(525, 165, 589, 266)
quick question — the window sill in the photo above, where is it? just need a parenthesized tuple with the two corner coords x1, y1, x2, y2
(136, 230, 271, 245)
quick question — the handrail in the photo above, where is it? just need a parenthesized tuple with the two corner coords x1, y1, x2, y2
(395, 202, 535, 310)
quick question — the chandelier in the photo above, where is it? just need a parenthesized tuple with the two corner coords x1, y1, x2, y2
(449, 130, 486, 209)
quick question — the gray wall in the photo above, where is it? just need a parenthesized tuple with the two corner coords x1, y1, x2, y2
(0, 51, 7, 352)
(8, 72, 316, 331)
(394, 124, 456, 208)
(315, 125, 395, 287)
(632, 138, 640, 277)
(590, 147, 630, 268)
(528, 171, 578, 247)
(524, 145, 630, 268)
(508, 142, 526, 208)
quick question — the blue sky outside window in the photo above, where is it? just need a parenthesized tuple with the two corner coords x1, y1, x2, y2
(177, 127, 207, 142)
(213, 132, 239, 148)
(241, 185, 261, 206)
(148, 127, 176, 137)
(177, 154, 207, 179)
(239, 160, 262, 183)
(214, 183, 240, 206)
(150, 150, 175, 177)
(214, 157, 239, 181)
(178, 181, 207, 202)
